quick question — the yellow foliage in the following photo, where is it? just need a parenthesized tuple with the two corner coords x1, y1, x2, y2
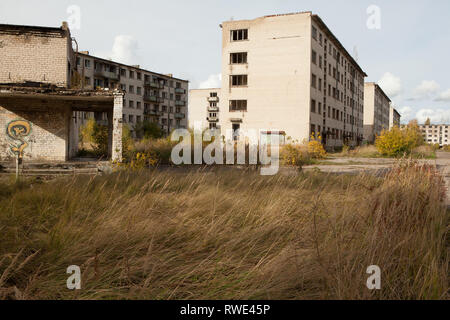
(375, 122, 424, 157)
(307, 134, 327, 159)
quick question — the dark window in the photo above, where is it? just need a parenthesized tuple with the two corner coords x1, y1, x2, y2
(230, 52, 248, 64)
(311, 99, 316, 113)
(231, 75, 248, 86)
(229, 100, 247, 112)
(231, 29, 248, 41)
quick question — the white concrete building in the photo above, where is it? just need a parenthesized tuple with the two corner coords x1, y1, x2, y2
(421, 124, 450, 146)
(363, 82, 391, 143)
(189, 12, 366, 148)
(389, 105, 401, 129)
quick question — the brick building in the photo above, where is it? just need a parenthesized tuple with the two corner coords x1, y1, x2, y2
(0, 23, 123, 162)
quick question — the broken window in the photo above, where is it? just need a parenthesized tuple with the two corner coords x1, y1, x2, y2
(230, 75, 248, 86)
(230, 52, 248, 64)
(229, 100, 247, 112)
(231, 29, 248, 41)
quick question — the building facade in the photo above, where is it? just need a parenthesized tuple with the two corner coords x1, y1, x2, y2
(188, 88, 221, 130)
(74, 53, 188, 136)
(421, 124, 450, 146)
(389, 105, 401, 129)
(363, 82, 391, 143)
(190, 12, 366, 148)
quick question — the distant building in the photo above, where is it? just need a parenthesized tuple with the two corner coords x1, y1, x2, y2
(364, 82, 391, 143)
(189, 89, 221, 131)
(74, 53, 188, 136)
(190, 11, 367, 147)
(420, 124, 450, 146)
(389, 105, 401, 129)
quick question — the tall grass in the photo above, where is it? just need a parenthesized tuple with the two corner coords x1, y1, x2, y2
(0, 162, 447, 300)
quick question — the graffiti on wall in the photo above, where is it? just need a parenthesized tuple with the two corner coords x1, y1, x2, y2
(6, 120, 32, 159)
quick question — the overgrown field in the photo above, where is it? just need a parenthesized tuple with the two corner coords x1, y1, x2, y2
(0, 162, 448, 300)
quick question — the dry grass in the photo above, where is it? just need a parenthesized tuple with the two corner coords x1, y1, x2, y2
(0, 162, 448, 300)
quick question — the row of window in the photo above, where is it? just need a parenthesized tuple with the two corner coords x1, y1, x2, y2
(310, 124, 363, 142)
(77, 57, 184, 87)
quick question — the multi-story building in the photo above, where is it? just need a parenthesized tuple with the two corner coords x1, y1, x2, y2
(189, 12, 366, 148)
(74, 53, 188, 135)
(389, 105, 401, 129)
(420, 124, 450, 146)
(189, 89, 221, 130)
(363, 82, 391, 142)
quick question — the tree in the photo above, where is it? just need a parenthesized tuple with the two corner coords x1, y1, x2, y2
(134, 120, 163, 140)
(425, 118, 431, 126)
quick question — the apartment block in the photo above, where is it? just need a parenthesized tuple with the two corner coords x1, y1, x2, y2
(363, 82, 391, 142)
(421, 124, 450, 146)
(0, 22, 188, 138)
(190, 12, 366, 147)
(74, 53, 188, 135)
(389, 105, 401, 129)
(189, 89, 221, 130)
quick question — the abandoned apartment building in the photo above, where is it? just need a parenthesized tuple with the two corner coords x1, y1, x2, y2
(0, 22, 188, 163)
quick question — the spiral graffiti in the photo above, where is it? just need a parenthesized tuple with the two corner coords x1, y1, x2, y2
(6, 120, 32, 158)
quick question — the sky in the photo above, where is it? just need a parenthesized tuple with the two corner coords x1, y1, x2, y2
(1, 0, 449, 124)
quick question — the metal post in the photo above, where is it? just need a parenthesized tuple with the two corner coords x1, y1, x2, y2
(15, 156, 19, 181)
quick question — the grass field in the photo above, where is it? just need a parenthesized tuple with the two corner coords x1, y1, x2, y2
(0, 161, 448, 300)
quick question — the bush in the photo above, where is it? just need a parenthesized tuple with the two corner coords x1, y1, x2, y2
(307, 134, 327, 159)
(134, 120, 163, 140)
(375, 121, 424, 157)
(280, 144, 309, 167)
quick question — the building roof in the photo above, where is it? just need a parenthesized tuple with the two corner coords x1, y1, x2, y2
(222, 12, 367, 77)
(0, 23, 69, 38)
(365, 82, 392, 102)
(311, 14, 367, 77)
(77, 52, 189, 83)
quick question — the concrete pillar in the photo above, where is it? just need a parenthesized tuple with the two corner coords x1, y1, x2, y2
(112, 92, 123, 162)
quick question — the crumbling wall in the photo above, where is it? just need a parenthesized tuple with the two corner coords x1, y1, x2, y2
(0, 27, 70, 87)
(0, 105, 70, 162)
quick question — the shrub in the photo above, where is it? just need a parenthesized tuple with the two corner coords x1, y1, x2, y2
(375, 122, 424, 157)
(134, 120, 163, 140)
(280, 144, 309, 167)
(307, 134, 327, 159)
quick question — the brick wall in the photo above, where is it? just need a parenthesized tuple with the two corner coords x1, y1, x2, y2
(0, 105, 69, 162)
(0, 27, 71, 87)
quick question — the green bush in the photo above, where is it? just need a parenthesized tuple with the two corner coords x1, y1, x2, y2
(134, 120, 163, 140)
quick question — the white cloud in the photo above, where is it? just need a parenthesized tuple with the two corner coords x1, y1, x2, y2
(435, 88, 450, 102)
(110, 35, 140, 65)
(411, 80, 440, 100)
(198, 73, 222, 89)
(415, 108, 450, 124)
(378, 72, 402, 97)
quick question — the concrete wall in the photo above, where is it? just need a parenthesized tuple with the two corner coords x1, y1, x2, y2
(189, 88, 221, 130)
(364, 83, 391, 142)
(0, 25, 72, 87)
(0, 104, 70, 162)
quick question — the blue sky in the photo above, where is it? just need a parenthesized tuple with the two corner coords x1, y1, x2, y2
(1, 0, 449, 123)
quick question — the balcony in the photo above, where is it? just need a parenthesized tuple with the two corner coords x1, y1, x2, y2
(175, 88, 186, 94)
(94, 69, 119, 80)
(144, 80, 164, 89)
(207, 96, 219, 102)
(143, 94, 163, 103)
(208, 106, 219, 112)
(174, 113, 185, 119)
(207, 116, 219, 122)
(175, 100, 186, 106)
